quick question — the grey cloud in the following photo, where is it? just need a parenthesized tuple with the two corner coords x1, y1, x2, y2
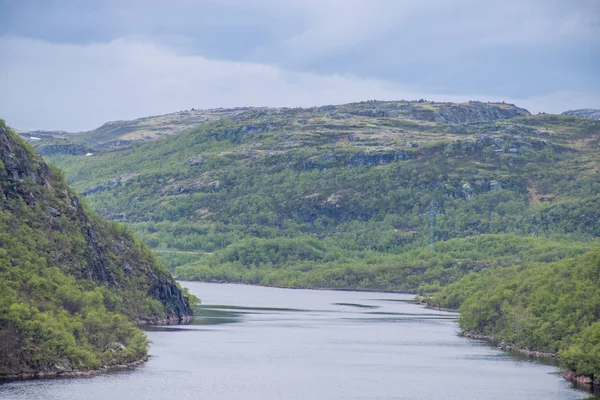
(0, 0, 598, 130)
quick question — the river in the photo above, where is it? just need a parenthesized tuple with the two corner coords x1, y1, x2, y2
(0, 282, 594, 400)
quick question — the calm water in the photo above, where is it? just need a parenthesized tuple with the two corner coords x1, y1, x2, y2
(0, 282, 593, 400)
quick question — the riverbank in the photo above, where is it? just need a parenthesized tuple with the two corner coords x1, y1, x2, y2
(562, 369, 600, 388)
(461, 332, 558, 358)
(411, 300, 600, 392)
(0, 356, 149, 382)
(459, 331, 600, 393)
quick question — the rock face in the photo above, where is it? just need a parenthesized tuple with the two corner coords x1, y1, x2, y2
(0, 124, 193, 323)
(562, 108, 600, 120)
(339, 101, 530, 123)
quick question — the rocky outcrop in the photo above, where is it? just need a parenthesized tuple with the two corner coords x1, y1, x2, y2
(349, 149, 412, 166)
(340, 101, 530, 123)
(0, 355, 149, 382)
(0, 127, 52, 187)
(562, 369, 599, 388)
(80, 174, 139, 196)
(145, 279, 194, 324)
(562, 108, 600, 120)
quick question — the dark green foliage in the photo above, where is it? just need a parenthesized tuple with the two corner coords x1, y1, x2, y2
(175, 234, 592, 293)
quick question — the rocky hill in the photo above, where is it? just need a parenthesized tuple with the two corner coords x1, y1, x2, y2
(0, 120, 193, 380)
(32, 100, 598, 286)
(20, 100, 529, 152)
(19, 107, 253, 151)
(562, 108, 600, 120)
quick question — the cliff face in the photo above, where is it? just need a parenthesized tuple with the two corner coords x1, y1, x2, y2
(0, 120, 193, 378)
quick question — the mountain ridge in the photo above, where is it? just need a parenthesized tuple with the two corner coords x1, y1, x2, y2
(19, 100, 530, 151)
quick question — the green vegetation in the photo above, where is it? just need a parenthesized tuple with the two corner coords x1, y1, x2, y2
(428, 247, 600, 377)
(25, 101, 600, 380)
(175, 234, 592, 292)
(43, 103, 600, 270)
(0, 120, 192, 378)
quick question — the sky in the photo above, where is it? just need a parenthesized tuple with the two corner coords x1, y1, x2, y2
(0, 0, 599, 131)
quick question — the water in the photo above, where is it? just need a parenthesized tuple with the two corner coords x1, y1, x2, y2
(0, 282, 593, 400)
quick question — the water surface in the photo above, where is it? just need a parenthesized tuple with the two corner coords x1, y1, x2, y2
(0, 282, 592, 400)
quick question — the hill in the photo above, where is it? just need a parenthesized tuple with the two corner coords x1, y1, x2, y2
(37, 100, 600, 278)
(562, 108, 600, 120)
(0, 120, 193, 379)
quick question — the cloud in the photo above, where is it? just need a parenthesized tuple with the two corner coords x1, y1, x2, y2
(1, 36, 597, 131)
(0, 1, 598, 130)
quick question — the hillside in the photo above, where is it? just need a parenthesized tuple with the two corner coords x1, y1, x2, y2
(19, 107, 252, 153)
(562, 108, 600, 120)
(38, 101, 600, 278)
(0, 120, 193, 379)
(20, 101, 529, 153)
(24, 99, 600, 382)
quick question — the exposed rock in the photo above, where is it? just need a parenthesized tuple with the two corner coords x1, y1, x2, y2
(80, 174, 139, 196)
(562, 108, 600, 120)
(36, 143, 91, 156)
(107, 342, 126, 352)
(342, 101, 529, 123)
(350, 149, 411, 166)
(188, 155, 205, 167)
(562, 369, 599, 387)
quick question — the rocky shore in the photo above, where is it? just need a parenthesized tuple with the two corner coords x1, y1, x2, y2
(562, 369, 600, 388)
(461, 332, 558, 358)
(138, 314, 194, 325)
(0, 356, 149, 382)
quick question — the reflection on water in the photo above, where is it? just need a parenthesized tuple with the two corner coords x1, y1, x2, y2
(333, 302, 380, 309)
(0, 282, 596, 400)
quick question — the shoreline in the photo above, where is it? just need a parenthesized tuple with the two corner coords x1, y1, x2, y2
(0, 356, 149, 383)
(411, 300, 600, 391)
(458, 331, 600, 392)
(460, 332, 558, 358)
(0, 315, 194, 384)
(562, 369, 600, 389)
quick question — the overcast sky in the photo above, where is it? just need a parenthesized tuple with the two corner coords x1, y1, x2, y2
(1, 0, 599, 131)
